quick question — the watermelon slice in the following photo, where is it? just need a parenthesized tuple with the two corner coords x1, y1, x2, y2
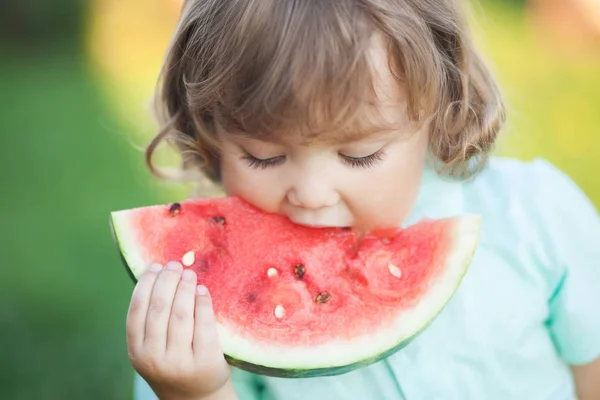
(110, 196, 480, 378)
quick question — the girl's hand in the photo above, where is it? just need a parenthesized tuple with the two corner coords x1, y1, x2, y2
(126, 261, 232, 400)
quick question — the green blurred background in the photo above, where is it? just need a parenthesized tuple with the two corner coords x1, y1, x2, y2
(1, 0, 598, 398)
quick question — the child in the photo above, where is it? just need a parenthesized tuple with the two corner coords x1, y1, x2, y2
(126, 1, 600, 399)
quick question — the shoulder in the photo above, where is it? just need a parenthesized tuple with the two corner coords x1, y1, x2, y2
(466, 156, 588, 198)
(468, 159, 600, 365)
(463, 155, 599, 275)
(465, 156, 597, 226)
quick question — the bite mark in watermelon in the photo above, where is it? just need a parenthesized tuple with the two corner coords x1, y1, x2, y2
(110, 196, 481, 378)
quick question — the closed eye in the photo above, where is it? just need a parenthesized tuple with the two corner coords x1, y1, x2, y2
(241, 152, 285, 169)
(339, 150, 385, 168)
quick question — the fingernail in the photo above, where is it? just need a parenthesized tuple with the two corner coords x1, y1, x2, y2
(149, 263, 162, 272)
(166, 261, 182, 270)
(197, 285, 208, 296)
(181, 269, 195, 281)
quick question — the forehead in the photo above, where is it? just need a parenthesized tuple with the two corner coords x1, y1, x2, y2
(214, 33, 411, 146)
(227, 123, 399, 147)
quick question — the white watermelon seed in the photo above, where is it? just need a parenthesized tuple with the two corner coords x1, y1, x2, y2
(267, 268, 278, 278)
(182, 251, 195, 267)
(388, 263, 402, 278)
(274, 304, 286, 319)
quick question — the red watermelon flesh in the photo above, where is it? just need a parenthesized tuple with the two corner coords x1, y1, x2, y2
(110, 196, 481, 378)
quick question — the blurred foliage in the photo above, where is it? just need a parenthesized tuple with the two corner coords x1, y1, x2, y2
(0, 51, 160, 399)
(0, 0, 87, 52)
(473, 1, 600, 205)
(493, 0, 527, 7)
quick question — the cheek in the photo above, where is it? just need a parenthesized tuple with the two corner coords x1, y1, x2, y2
(220, 154, 283, 214)
(348, 139, 427, 228)
(356, 167, 421, 225)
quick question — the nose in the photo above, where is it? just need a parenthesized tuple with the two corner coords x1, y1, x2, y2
(287, 169, 340, 210)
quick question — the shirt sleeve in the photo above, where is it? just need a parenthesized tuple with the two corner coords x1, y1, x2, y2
(230, 367, 265, 400)
(530, 159, 600, 365)
(133, 369, 264, 400)
(133, 373, 158, 400)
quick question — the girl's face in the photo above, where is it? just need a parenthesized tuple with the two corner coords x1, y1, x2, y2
(217, 36, 429, 232)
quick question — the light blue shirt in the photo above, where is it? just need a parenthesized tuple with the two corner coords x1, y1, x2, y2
(134, 157, 600, 400)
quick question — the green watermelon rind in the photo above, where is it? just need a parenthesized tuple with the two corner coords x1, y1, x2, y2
(110, 208, 481, 379)
(110, 207, 160, 281)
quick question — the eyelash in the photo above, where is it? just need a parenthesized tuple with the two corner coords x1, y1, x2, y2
(241, 150, 385, 169)
(339, 150, 385, 168)
(241, 153, 285, 169)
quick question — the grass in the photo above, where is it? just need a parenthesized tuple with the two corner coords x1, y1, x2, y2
(0, 49, 162, 399)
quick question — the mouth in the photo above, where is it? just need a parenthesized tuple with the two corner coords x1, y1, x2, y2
(286, 215, 350, 229)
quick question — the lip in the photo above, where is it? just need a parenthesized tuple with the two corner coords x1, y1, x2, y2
(286, 214, 349, 229)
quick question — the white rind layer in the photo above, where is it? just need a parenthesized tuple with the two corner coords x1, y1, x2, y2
(111, 210, 149, 279)
(112, 210, 481, 371)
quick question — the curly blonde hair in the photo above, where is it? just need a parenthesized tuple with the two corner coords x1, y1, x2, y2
(146, 0, 505, 183)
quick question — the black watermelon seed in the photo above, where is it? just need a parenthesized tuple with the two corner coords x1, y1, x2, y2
(341, 227, 352, 231)
(169, 202, 181, 217)
(211, 216, 226, 225)
(247, 292, 257, 303)
(294, 264, 305, 280)
(315, 291, 331, 304)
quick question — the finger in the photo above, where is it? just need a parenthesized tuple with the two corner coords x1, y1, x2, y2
(144, 261, 184, 353)
(126, 263, 163, 350)
(193, 285, 224, 361)
(166, 268, 198, 354)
